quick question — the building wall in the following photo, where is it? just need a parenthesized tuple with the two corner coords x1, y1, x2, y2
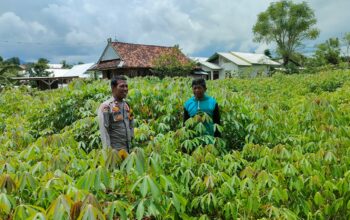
(102, 68, 154, 79)
(209, 55, 273, 78)
(218, 56, 240, 79)
(200, 66, 212, 79)
(224, 65, 269, 78)
(250, 65, 269, 77)
(101, 45, 119, 61)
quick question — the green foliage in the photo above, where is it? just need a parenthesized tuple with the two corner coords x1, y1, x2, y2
(314, 38, 341, 65)
(152, 45, 196, 78)
(60, 60, 73, 69)
(263, 49, 272, 58)
(0, 58, 22, 86)
(4, 57, 20, 65)
(343, 32, 350, 64)
(27, 58, 50, 77)
(253, 0, 319, 66)
(1, 69, 350, 219)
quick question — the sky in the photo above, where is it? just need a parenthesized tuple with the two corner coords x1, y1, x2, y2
(0, 0, 349, 64)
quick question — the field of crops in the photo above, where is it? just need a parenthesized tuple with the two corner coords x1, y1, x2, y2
(1, 69, 350, 219)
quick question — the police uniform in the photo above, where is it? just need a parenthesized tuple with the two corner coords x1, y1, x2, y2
(98, 97, 134, 152)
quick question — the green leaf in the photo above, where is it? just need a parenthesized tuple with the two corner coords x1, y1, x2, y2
(136, 200, 144, 220)
(0, 193, 15, 215)
(314, 192, 324, 206)
(172, 192, 181, 213)
(13, 205, 46, 219)
(46, 195, 72, 220)
(141, 177, 148, 197)
(78, 204, 105, 220)
(106, 200, 129, 220)
(148, 176, 160, 199)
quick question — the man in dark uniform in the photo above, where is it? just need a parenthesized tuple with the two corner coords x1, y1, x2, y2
(98, 76, 134, 152)
(184, 78, 221, 137)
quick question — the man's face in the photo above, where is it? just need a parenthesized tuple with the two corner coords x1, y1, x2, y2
(112, 80, 128, 100)
(192, 85, 206, 99)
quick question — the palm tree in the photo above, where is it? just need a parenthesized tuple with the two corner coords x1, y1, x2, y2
(0, 62, 21, 86)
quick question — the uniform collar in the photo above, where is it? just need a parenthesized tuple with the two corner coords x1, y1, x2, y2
(193, 94, 208, 101)
(112, 96, 124, 103)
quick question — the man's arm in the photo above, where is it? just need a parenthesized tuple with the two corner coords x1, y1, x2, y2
(98, 104, 111, 148)
(213, 103, 221, 137)
(183, 107, 190, 125)
(126, 102, 134, 139)
(129, 115, 134, 139)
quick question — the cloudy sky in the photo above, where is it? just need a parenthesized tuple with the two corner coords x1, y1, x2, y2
(0, 0, 349, 63)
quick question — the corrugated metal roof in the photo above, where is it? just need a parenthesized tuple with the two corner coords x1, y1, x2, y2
(200, 61, 222, 70)
(190, 57, 221, 70)
(48, 64, 63, 69)
(62, 63, 95, 78)
(48, 69, 70, 77)
(231, 52, 281, 66)
(218, 52, 252, 66)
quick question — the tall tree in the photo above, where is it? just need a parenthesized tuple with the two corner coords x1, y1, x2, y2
(27, 58, 50, 77)
(60, 60, 72, 69)
(264, 49, 272, 58)
(152, 45, 195, 78)
(343, 32, 350, 65)
(253, 0, 319, 66)
(314, 38, 341, 65)
(0, 59, 21, 86)
(5, 57, 20, 65)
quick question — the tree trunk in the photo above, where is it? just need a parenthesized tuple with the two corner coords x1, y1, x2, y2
(283, 56, 289, 66)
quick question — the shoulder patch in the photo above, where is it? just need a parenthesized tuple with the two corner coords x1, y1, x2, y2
(112, 106, 120, 112)
(102, 104, 109, 112)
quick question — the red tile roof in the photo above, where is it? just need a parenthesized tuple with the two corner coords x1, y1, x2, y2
(94, 60, 122, 70)
(94, 41, 190, 70)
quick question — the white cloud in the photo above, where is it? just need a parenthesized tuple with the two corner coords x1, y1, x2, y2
(0, 0, 349, 63)
(0, 12, 51, 40)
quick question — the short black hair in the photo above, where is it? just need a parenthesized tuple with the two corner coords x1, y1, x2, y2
(111, 75, 127, 87)
(191, 78, 206, 88)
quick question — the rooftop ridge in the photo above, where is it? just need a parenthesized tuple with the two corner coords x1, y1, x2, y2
(112, 41, 174, 48)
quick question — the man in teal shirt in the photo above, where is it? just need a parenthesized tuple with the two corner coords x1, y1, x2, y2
(184, 78, 221, 137)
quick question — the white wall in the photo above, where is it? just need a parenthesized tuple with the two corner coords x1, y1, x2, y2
(218, 56, 240, 79)
(249, 65, 269, 77)
(219, 56, 271, 78)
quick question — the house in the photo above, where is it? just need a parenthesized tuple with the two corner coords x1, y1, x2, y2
(207, 51, 280, 79)
(62, 63, 98, 78)
(91, 39, 191, 79)
(191, 57, 222, 80)
(47, 63, 70, 77)
(48, 64, 64, 69)
(12, 62, 100, 89)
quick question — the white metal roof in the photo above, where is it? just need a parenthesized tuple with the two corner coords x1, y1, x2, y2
(217, 52, 252, 66)
(48, 69, 70, 77)
(62, 63, 95, 78)
(231, 52, 281, 66)
(190, 57, 208, 62)
(200, 61, 222, 70)
(48, 64, 63, 69)
(191, 57, 221, 70)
